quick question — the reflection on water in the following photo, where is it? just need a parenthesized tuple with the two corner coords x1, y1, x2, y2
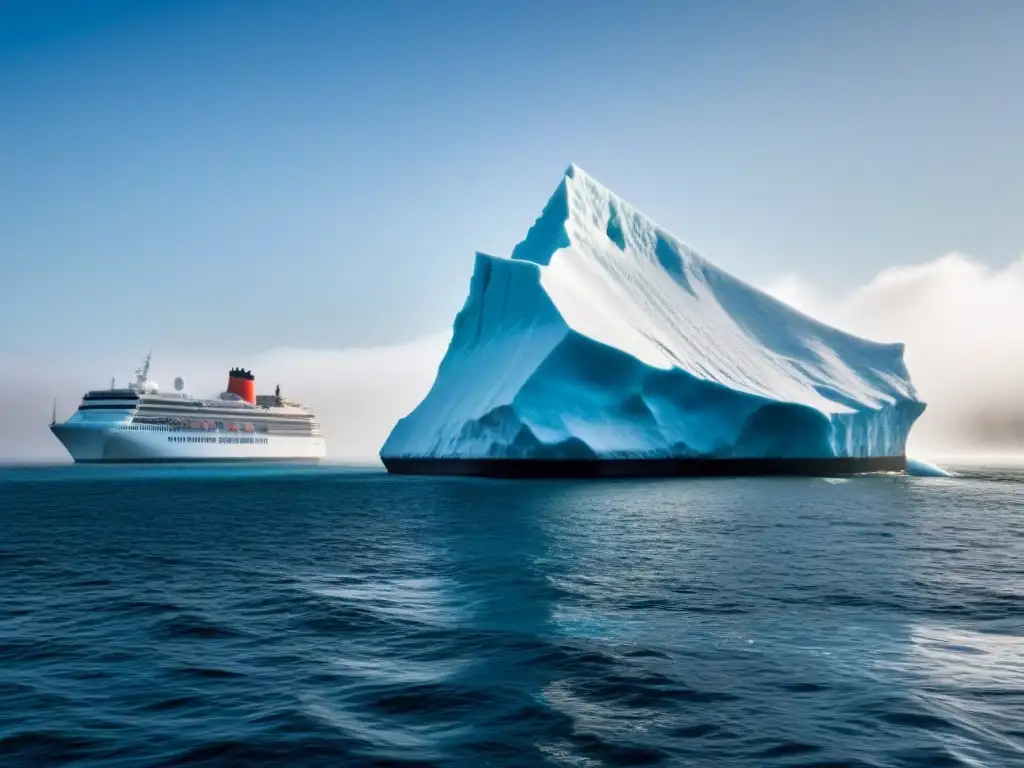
(898, 626, 1024, 765)
(0, 463, 1021, 766)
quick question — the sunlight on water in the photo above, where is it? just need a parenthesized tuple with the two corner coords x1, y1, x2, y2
(0, 463, 1020, 766)
(901, 626, 1024, 766)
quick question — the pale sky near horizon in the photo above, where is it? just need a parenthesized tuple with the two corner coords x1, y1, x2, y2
(2, 0, 1022, 363)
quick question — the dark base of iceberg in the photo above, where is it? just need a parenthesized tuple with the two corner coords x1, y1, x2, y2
(382, 455, 907, 478)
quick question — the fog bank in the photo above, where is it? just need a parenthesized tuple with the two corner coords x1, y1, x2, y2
(4, 252, 1022, 462)
(764, 252, 1024, 456)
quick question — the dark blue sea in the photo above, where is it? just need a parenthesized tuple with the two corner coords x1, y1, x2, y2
(1, 463, 1022, 767)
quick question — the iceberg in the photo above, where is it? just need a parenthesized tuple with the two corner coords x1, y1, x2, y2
(380, 165, 926, 477)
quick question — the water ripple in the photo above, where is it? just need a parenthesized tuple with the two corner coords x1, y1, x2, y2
(0, 463, 1021, 766)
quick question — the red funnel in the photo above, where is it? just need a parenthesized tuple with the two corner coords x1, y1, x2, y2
(227, 368, 256, 404)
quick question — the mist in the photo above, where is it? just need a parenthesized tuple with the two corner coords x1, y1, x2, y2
(3, 252, 1021, 463)
(764, 252, 1024, 457)
(2, 334, 450, 463)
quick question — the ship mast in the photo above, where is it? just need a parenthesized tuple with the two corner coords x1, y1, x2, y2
(133, 351, 152, 391)
(50, 398, 56, 426)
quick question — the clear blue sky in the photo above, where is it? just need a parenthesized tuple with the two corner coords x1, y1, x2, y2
(2, 0, 1021, 360)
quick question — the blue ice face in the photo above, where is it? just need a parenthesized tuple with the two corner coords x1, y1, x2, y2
(381, 166, 925, 465)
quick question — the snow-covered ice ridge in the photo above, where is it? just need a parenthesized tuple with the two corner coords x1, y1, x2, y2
(381, 164, 926, 470)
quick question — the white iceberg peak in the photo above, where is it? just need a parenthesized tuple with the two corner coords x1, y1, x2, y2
(381, 167, 926, 463)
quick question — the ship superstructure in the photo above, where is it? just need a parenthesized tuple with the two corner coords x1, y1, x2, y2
(50, 354, 326, 463)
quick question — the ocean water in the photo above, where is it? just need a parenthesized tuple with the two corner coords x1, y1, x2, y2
(1, 463, 1021, 767)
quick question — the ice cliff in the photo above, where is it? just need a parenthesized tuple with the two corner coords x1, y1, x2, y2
(380, 165, 926, 463)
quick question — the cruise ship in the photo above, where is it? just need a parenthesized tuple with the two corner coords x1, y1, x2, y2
(50, 354, 326, 463)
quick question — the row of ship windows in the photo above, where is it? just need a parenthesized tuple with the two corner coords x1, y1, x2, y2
(168, 436, 269, 445)
(121, 424, 314, 435)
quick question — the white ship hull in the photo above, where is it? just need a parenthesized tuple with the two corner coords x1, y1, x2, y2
(51, 356, 327, 464)
(51, 422, 325, 463)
